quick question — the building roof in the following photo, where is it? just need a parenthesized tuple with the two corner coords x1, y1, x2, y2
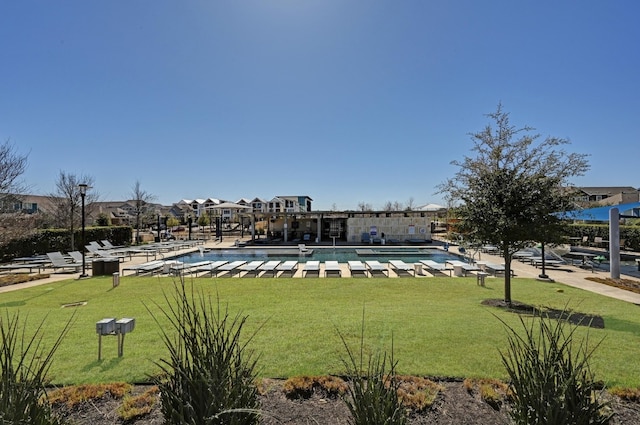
(577, 186, 638, 196)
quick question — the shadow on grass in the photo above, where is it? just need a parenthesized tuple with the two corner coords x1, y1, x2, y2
(481, 299, 605, 329)
(82, 355, 124, 372)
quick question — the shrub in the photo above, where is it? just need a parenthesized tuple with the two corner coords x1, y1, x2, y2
(498, 308, 612, 425)
(48, 383, 132, 408)
(463, 378, 510, 410)
(283, 375, 348, 399)
(117, 386, 159, 421)
(148, 280, 261, 425)
(0, 311, 74, 425)
(395, 375, 443, 412)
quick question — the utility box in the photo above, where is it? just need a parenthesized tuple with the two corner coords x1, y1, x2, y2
(96, 318, 116, 335)
(116, 318, 135, 334)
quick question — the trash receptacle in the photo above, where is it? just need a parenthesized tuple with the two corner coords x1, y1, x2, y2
(93, 259, 119, 276)
(414, 262, 423, 276)
(103, 259, 119, 275)
(92, 259, 105, 276)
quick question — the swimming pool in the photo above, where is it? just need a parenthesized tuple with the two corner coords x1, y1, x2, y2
(179, 247, 462, 265)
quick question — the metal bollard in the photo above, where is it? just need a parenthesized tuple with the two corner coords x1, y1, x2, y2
(112, 272, 120, 287)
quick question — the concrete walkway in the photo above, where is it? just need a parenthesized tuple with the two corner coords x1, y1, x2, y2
(2, 239, 640, 305)
(474, 250, 640, 305)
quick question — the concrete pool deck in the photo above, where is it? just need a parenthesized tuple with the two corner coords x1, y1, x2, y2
(2, 238, 640, 305)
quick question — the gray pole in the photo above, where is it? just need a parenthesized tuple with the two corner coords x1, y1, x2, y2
(610, 207, 620, 279)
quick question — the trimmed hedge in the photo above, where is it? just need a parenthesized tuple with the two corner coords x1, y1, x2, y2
(0, 226, 133, 262)
(566, 224, 640, 251)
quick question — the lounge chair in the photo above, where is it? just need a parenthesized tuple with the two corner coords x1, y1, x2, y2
(324, 261, 342, 277)
(389, 260, 415, 276)
(258, 260, 281, 277)
(46, 252, 82, 273)
(481, 245, 499, 254)
(365, 260, 388, 277)
(88, 241, 104, 250)
(347, 260, 368, 277)
(214, 260, 247, 277)
(445, 260, 480, 277)
(0, 258, 46, 274)
(513, 251, 534, 261)
(298, 244, 310, 254)
(276, 260, 298, 277)
(420, 260, 452, 276)
(101, 240, 126, 249)
(239, 261, 264, 277)
(193, 260, 229, 277)
(170, 260, 212, 276)
(68, 251, 95, 265)
(85, 245, 127, 262)
(122, 260, 165, 276)
(531, 258, 564, 269)
(485, 263, 516, 277)
(302, 261, 320, 277)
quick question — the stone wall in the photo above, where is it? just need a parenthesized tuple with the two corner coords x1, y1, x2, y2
(346, 215, 432, 243)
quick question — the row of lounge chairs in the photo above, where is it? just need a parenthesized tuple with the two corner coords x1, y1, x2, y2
(118, 258, 503, 278)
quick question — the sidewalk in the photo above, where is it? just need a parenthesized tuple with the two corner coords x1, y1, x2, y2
(475, 250, 640, 304)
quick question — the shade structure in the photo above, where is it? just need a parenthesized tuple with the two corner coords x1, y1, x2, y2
(418, 203, 446, 211)
(564, 202, 640, 222)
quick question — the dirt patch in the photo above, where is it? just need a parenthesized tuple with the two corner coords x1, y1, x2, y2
(586, 276, 640, 295)
(50, 379, 640, 425)
(481, 299, 605, 328)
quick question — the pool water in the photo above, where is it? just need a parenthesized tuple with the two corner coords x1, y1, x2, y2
(179, 247, 462, 265)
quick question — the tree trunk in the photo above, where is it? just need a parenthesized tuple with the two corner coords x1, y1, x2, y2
(503, 246, 512, 305)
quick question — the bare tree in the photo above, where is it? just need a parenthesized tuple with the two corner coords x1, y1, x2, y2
(48, 171, 97, 250)
(130, 180, 156, 244)
(357, 202, 372, 212)
(0, 141, 35, 247)
(405, 197, 415, 211)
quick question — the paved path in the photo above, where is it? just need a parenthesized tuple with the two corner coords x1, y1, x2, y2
(2, 239, 640, 305)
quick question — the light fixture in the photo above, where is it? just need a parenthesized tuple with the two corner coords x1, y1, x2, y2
(78, 183, 89, 278)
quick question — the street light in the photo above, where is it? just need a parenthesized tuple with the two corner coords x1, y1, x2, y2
(538, 241, 548, 280)
(78, 183, 89, 278)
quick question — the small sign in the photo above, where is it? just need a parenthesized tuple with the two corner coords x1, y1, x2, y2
(370, 226, 377, 236)
(408, 225, 415, 235)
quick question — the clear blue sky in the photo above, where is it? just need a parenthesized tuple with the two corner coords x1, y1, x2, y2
(2, 1, 638, 211)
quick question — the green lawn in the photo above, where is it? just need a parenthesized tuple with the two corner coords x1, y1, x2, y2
(2, 275, 640, 388)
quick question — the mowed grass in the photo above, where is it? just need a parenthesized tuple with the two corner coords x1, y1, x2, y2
(2, 275, 640, 387)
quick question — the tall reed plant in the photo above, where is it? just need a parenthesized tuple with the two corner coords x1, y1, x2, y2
(338, 311, 406, 425)
(0, 311, 74, 425)
(148, 280, 261, 425)
(498, 309, 612, 425)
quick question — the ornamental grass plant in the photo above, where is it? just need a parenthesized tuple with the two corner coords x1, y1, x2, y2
(0, 311, 74, 425)
(499, 308, 612, 425)
(148, 279, 261, 425)
(338, 313, 407, 425)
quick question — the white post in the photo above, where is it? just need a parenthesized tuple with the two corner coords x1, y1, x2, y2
(610, 208, 620, 279)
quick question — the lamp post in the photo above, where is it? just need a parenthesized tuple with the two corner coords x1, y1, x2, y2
(538, 241, 548, 280)
(78, 183, 88, 278)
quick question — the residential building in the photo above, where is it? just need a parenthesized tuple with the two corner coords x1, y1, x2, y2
(573, 186, 640, 206)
